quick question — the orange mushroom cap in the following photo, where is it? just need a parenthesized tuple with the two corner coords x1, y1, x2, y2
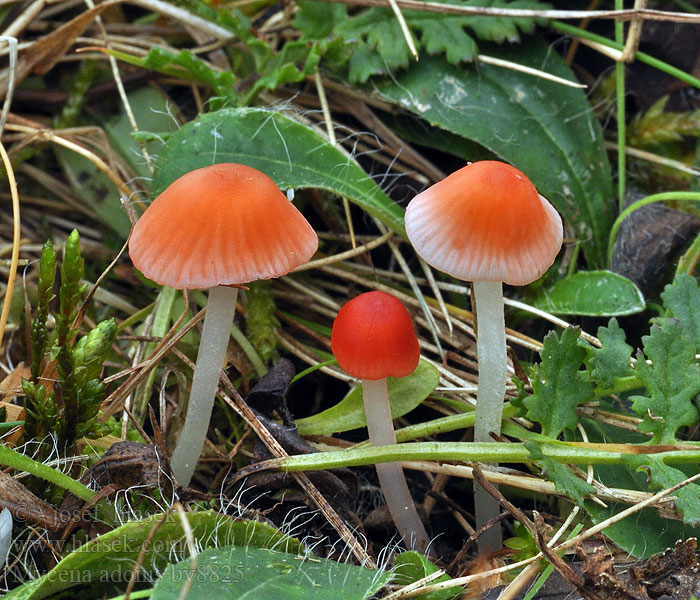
(129, 163, 318, 289)
(405, 161, 563, 286)
(331, 291, 420, 381)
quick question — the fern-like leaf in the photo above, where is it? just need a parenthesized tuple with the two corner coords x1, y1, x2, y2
(295, 0, 550, 82)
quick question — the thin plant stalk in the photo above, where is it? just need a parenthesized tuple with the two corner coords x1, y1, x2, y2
(170, 285, 238, 485)
(362, 378, 432, 555)
(615, 0, 626, 213)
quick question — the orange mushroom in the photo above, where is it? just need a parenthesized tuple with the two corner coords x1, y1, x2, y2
(129, 163, 318, 486)
(331, 291, 431, 554)
(405, 160, 562, 547)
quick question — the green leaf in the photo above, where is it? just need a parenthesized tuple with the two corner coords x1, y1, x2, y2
(243, 40, 322, 104)
(151, 545, 388, 600)
(296, 0, 548, 83)
(660, 273, 700, 350)
(630, 321, 700, 444)
(586, 318, 634, 390)
(152, 107, 406, 238)
(4, 512, 302, 600)
(392, 551, 456, 600)
(525, 442, 594, 508)
(295, 359, 439, 436)
(523, 328, 593, 438)
(144, 47, 237, 101)
(294, 1, 347, 39)
(533, 271, 645, 316)
(373, 39, 613, 267)
(624, 455, 700, 526)
(587, 501, 699, 559)
(503, 521, 538, 563)
(347, 42, 386, 84)
(580, 419, 700, 558)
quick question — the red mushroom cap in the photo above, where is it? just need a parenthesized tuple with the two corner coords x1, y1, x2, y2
(129, 163, 318, 289)
(405, 161, 563, 286)
(331, 291, 420, 381)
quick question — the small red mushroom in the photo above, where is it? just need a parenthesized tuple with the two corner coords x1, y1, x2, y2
(331, 291, 431, 554)
(129, 163, 318, 486)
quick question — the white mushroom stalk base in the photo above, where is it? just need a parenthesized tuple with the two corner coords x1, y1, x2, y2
(170, 285, 239, 486)
(472, 280, 507, 551)
(362, 378, 432, 555)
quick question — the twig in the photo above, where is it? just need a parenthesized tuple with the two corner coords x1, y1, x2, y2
(0, 140, 19, 350)
(216, 371, 377, 567)
(620, 0, 647, 63)
(314, 69, 357, 249)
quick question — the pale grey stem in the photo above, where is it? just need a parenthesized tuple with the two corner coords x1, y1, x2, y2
(362, 378, 432, 555)
(170, 285, 239, 486)
(0, 508, 11, 569)
(472, 280, 506, 551)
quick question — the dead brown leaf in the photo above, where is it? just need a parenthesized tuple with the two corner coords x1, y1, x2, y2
(0, 0, 122, 97)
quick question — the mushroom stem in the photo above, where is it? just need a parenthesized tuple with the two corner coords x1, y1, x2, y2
(170, 285, 239, 486)
(362, 378, 432, 555)
(473, 280, 507, 443)
(472, 280, 506, 550)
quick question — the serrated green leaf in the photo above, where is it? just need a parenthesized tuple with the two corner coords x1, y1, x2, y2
(660, 273, 700, 350)
(624, 455, 700, 526)
(630, 321, 700, 444)
(294, 1, 347, 38)
(152, 546, 387, 600)
(152, 107, 406, 238)
(372, 39, 613, 267)
(587, 318, 634, 390)
(295, 359, 439, 436)
(244, 40, 321, 104)
(345, 12, 411, 72)
(348, 42, 387, 83)
(418, 18, 478, 64)
(534, 271, 645, 316)
(525, 441, 594, 508)
(523, 328, 593, 438)
(296, 0, 548, 83)
(580, 421, 700, 558)
(142, 47, 237, 101)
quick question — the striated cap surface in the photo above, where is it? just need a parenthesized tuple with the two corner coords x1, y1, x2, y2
(129, 163, 318, 289)
(405, 161, 563, 286)
(331, 291, 420, 381)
